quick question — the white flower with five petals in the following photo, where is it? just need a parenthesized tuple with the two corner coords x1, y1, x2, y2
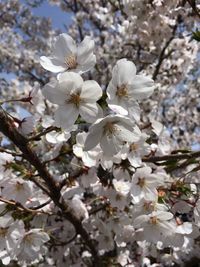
(40, 33, 96, 74)
(130, 166, 164, 203)
(107, 59, 155, 121)
(84, 115, 141, 156)
(42, 72, 102, 129)
(134, 211, 175, 243)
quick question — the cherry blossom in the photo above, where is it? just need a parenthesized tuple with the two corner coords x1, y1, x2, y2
(107, 58, 155, 120)
(130, 166, 164, 203)
(1, 1, 200, 265)
(134, 211, 175, 243)
(1, 177, 33, 204)
(84, 114, 141, 156)
(40, 33, 96, 74)
(42, 72, 102, 129)
(11, 229, 50, 264)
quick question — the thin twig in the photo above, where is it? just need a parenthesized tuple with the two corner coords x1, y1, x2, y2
(0, 147, 22, 157)
(187, 0, 200, 19)
(0, 197, 51, 215)
(28, 126, 59, 141)
(142, 150, 200, 163)
(152, 24, 177, 80)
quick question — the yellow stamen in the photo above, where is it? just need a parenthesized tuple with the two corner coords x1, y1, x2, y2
(130, 143, 139, 151)
(15, 181, 24, 191)
(116, 84, 129, 98)
(67, 93, 81, 107)
(0, 227, 8, 237)
(103, 122, 117, 136)
(149, 216, 158, 225)
(137, 177, 146, 188)
(65, 54, 77, 70)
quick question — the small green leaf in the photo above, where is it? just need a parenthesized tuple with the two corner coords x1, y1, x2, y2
(192, 30, 200, 42)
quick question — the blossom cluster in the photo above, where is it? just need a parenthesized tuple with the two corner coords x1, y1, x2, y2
(0, 29, 200, 267)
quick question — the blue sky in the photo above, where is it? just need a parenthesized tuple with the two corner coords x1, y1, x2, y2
(20, 0, 72, 30)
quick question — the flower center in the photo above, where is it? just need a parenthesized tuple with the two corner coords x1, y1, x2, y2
(65, 54, 78, 70)
(116, 84, 128, 98)
(130, 143, 139, 151)
(103, 122, 117, 136)
(149, 216, 158, 225)
(15, 181, 24, 191)
(24, 233, 34, 244)
(0, 227, 8, 237)
(67, 93, 81, 107)
(143, 201, 152, 211)
(137, 177, 146, 188)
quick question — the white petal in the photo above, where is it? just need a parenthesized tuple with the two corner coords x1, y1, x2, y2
(42, 79, 66, 105)
(40, 56, 66, 73)
(130, 184, 142, 197)
(80, 103, 99, 123)
(143, 186, 158, 201)
(136, 166, 152, 177)
(78, 54, 96, 73)
(52, 33, 77, 61)
(84, 125, 103, 151)
(108, 104, 128, 116)
(134, 215, 148, 227)
(58, 72, 83, 90)
(176, 222, 193, 234)
(54, 105, 78, 129)
(112, 59, 137, 86)
(116, 123, 141, 143)
(100, 134, 120, 156)
(127, 101, 141, 122)
(82, 151, 98, 167)
(73, 146, 83, 158)
(81, 80, 102, 100)
(128, 155, 142, 167)
(76, 132, 87, 146)
(77, 36, 95, 64)
(129, 75, 155, 100)
(106, 81, 117, 100)
(156, 211, 174, 221)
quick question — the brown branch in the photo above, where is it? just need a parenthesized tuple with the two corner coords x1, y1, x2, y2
(152, 24, 177, 80)
(74, 0, 84, 41)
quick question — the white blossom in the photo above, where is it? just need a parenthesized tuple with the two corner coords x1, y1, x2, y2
(0, 217, 24, 265)
(1, 177, 33, 205)
(107, 58, 155, 120)
(134, 211, 175, 243)
(40, 33, 96, 74)
(12, 229, 50, 264)
(84, 114, 141, 156)
(130, 166, 164, 203)
(42, 72, 102, 129)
